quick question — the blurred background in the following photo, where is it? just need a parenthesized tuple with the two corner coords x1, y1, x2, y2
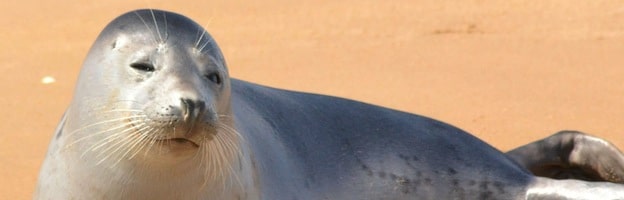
(2, 0, 624, 198)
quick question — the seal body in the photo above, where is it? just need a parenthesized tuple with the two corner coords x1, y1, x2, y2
(36, 9, 624, 200)
(229, 80, 533, 199)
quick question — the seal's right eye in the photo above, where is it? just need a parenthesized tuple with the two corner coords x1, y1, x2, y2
(130, 63, 155, 72)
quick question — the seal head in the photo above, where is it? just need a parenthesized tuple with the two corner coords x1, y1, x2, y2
(36, 9, 244, 199)
(70, 9, 233, 160)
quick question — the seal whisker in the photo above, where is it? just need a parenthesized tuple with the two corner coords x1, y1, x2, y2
(198, 142, 211, 189)
(216, 140, 227, 180)
(96, 135, 130, 165)
(221, 142, 245, 191)
(81, 99, 145, 112)
(64, 115, 146, 139)
(198, 36, 214, 53)
(216, 123, 246, 160)
(214, 131, 239, 160)
(101, 109, 144, 113)
(111, 99, 147, 105)
(210, 129, 242, 190)
(211, 140, 226, 182)
(133, 11, 158, 45)
(85, 127, 140, 160)
(214, 123, 242, 150)
(163, 13, 169, 41)
(192, 138, 207, 161)
(217, 122, 244, 141)
(109, 134, 140, 167)
(66, 121, 140, 148)
(141, 127, 166, 157)
(89, 122, 149, 153)
(203, 141, 217, 180)
(149, 9, 164, 44)
(95, 124, 153, 166)
(117, 125, 158, 162)
(218, 136, 244, 191)
(196, 11, 216, 50)
(156, 125, 173, 154)
(113, 127, 159, 168)
(195, 30, 206, 49)
(81, 131, 127, 160)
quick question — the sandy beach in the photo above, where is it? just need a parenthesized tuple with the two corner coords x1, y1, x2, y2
(2, 0, 624, 198)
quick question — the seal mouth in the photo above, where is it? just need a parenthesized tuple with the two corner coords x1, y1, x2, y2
(125, 116, 201, 148)
(155, 137, 200, 148)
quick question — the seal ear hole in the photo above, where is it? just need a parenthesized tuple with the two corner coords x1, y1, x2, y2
(205, 73, 222, 85)
(130, 62, 155, 72)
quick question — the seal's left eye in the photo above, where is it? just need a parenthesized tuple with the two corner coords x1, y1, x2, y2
(206, 73, 222, 85)
(130, 63, 155, 72)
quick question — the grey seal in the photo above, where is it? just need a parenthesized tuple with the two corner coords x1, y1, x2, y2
(35, 9, 624, 199)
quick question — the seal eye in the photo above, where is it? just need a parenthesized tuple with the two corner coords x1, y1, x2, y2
(130, 63, 155, 72)
(206, 73, 222, 85)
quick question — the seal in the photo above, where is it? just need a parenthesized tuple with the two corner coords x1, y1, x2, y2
(35, 9, 624, 199)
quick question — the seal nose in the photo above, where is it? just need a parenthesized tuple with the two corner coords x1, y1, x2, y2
(180, 98, 206, 123)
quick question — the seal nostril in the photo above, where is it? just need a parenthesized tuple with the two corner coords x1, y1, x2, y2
(180, 98, 206, 122)
(181, 98, 195, 121)
(196, 100, 206, 115)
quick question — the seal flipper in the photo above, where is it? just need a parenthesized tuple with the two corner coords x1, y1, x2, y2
(54, 111, 68, 140)
(506, 130, 624, 183)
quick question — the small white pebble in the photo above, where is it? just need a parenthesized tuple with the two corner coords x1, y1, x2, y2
(41, 76, 56, 84)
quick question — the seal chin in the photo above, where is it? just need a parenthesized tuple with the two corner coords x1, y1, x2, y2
(155, 137, 200, 148)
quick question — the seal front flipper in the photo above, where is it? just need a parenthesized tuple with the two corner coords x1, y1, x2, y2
(54, 111, 68, 139)
(506, 130, 624, 183)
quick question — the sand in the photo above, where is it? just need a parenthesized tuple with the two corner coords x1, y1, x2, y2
(2, 0, 624, 198)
